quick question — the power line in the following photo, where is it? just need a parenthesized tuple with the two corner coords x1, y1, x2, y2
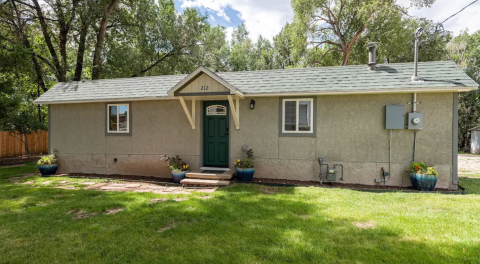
(440, 0, 479, 24)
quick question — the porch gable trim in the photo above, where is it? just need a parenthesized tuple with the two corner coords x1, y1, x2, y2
(168, 66, 243, 97)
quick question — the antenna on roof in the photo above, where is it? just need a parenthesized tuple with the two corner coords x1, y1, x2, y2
(411, 27, 424, 82)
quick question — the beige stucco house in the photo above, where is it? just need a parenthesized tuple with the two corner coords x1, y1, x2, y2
(34, 60, 478, 189)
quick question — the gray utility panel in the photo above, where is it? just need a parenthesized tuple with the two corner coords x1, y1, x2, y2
(385, 105, 405, 129)
(407, 112, 423, 130)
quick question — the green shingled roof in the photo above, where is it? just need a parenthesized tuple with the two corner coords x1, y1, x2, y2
(35, 61, 478, 104)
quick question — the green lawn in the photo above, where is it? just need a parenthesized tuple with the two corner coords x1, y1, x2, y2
(1, 163, 480, 263)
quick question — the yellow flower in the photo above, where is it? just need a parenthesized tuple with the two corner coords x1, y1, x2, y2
(237, 159, 240, 162)
(234, 162, 236, 165)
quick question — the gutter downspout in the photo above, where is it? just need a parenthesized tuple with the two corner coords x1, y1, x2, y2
(452, 93, 459, 186)
(412, 93, 417, 162)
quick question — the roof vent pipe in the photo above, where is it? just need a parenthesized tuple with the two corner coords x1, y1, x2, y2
(367, 42, 378, 71)
(411, 27, 424, 82)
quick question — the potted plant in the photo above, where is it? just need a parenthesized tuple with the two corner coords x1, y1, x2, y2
(37, 149, 58, 176)
(235, 149, 255, 182)
(164, 155, 189, 183)
(409, 161, 439, 191)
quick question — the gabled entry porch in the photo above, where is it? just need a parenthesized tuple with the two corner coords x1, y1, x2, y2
(167, 66, 243, 186)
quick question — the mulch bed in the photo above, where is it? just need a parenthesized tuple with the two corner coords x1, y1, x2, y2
(0, 156, 42, 166)
(248, 178, 460, 192)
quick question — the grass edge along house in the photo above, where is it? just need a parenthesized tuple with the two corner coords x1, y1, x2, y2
(35, 44, 478, 189)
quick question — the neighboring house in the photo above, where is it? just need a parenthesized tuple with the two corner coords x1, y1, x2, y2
(34, 54, 478, 189)
(471, 126, 480, 154)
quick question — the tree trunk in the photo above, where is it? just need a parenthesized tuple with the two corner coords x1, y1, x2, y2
(74, 20, 89, 81)
(23, 134, 31, 156)
(32, 0, 65, 81)
(92, 0, 119, 80)
(26, 38, 48, 93)
(341, 49, 349, 66)
(10, 0, 48, 92)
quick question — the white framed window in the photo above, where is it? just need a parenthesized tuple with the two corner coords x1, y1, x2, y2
(207, 105, 227, 116)
(107, 104, 129, 133)
(282, 98, 313, 133)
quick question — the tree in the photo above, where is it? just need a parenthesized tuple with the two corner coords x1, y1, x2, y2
(273, 23, 295, 69)
(0, 110, 47, 156)
(448, 30, 480, 151)
(290, 0, 440, 66)
(197, 25, 230, 72)
(229, 23, 253, 71)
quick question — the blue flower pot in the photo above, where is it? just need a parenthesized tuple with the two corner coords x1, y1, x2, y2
(409, 173, 419, 190)
(410, 173, 438, 191)
(38, 164, 58, 177)
(172, 171, 188, 183)
(236, 168, 255, 182)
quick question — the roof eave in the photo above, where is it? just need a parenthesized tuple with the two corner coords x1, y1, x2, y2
(34, 86, 477, 104)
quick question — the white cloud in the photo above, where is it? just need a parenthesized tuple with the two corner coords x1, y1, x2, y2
(397, 0, 480, 35)
(224, 26, 234, 43)
(209, 14, 216, 21)
(182, 0, 231, 22)
(179, 0, 293, 41)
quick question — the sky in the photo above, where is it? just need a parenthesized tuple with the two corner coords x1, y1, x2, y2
(174, 0, 480, 42)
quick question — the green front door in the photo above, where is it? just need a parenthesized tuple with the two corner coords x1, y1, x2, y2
(203, 101, 229, 167)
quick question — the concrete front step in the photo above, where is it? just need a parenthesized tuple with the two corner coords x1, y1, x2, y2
(185, 171, 233, 180)
(180, 178, 230, 186)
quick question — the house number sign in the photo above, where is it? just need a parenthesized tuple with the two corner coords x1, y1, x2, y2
(201, 85, 209, 90)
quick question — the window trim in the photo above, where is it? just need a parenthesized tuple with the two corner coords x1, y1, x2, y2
(282, 98, 314, 134)
(105, 102, 132, 136)
(206, 105, 227, 116)
(279, 97, 316, 137)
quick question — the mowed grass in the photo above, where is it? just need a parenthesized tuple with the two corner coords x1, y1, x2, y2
(0, 163, 480, 263)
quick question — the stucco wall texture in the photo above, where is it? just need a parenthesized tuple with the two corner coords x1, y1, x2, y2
(50, 92, 455, 189)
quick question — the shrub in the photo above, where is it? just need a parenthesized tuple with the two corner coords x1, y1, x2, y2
(37, 149, 58, 165)
(234, 149, 255, 168)
(409, 161, 438, 176)
(163, 155, 189, 172)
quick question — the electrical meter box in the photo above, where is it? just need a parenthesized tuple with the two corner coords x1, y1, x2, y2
(385, 105, 405, 129)
(408, 112, 423, 130)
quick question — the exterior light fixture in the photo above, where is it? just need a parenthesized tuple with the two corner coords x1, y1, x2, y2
(250, 99, 255, 109)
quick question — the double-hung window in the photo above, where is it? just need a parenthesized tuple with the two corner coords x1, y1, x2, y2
(282, 98, 314, 134)
(107, 104, 129, 133)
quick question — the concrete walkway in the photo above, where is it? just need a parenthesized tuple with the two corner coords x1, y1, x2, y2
(82, 182, 215, 194)
(8, 174, 216, 194)
(458, 154, 480, 177)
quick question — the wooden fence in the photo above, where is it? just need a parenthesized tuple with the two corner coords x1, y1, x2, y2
(0, 131, 48, 158)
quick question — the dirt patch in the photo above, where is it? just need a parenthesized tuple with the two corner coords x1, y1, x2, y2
(68, 209, 99, 220)
(54, 186, 76, 190)
(355, 221, 376, 229)
(159, 222, 176, 232)
(173, 198, 188, 202)
(299, 214, 311, 219)
(259, 186, 288, 194)
(0, 156, 41, 166)
(151, 198, 168, 203)
(21, 173, 38, 178)
(105, 208, 124, 215)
